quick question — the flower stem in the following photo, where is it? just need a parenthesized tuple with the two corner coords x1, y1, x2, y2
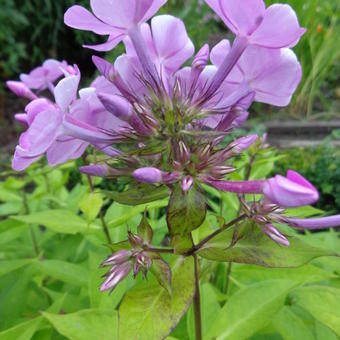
(193, 254, 202, 340)
(224, 262, 233, 295)
(186, 214, 247, 256)
(82, 155, 112, 244)
(23, 190, 39, 256)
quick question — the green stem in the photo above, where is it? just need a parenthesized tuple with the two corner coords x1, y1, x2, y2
(224, 262, 233, 295)
(23, 190, 39, 256)
(186, 214, 247, 256)
(193, 254, 202, 340)
(82, 156, 112, 244)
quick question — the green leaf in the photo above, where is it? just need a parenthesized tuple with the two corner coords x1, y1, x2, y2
(0, 187, 22, 203)
(198, 222, 339, 268)
(284, 205, 325, 218)
(167, 184, 207, 236)
(232, 264, 334, 285)
(0, 259, 34, 277)
(103, 184, 170, 205)
(12, 210, 101, 234)
(88, 251, 126, 310)
(42, 309, 118, 340)
(271, 306, 315, 340)
(0, 202, 23, 216)
(79, 193, 103, 222)
(315, 321, 338, 340)
(137, 211, 153, 243)
(205, 280, 298, 340)
(150, 258, 172, 294)
(119, 257, 195, 340)
(106, 200, 168, 229)
(34, 260, 89, 286)
(0, 317, 42, 340)
(292, 286, 340, 336)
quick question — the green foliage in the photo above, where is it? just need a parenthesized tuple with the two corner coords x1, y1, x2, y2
(0, 147, 339, 339)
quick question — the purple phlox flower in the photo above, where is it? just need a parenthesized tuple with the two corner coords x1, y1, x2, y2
(19, 59, 72, 92)
(205, 0, 306, 48)
(124, 15, 194, 79)
(211, 40, 302, 106)
(64, 0, 167, 51)
(263, 170, 319, 208)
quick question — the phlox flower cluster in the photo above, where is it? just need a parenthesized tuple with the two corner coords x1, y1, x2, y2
(7, 0, 340, 291)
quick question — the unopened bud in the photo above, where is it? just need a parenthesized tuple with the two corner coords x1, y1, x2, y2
(133, 167, 163, 184)
(262, 224, 290, 247)
(182, 176, 194, 192)
(101, 250, 132, 267)
(179, 141, 190, 163)
(231, 135, 258, 154)
(128, 232, 144, 248)
(80, 164, 123, 177)
(7, 81, 37, 100)
(98, 93, 132, 122)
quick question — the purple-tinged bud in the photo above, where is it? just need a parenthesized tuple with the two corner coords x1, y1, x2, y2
(133, 252, 152, 278)
(101, 250, 132, 267)
(98, 93, 132, 122)
(230, 135, 258, 154)
(254, 215, 270, 224)
(262, 224, 290, 247)
(232, 111, 249, 128)
(209, 166, 235, 177)
(80, 164, 124, 177)
(6, 81, 37, 100)
(285, 214, 340, 230)
(179, 141, 190, 163)
(133, 167, 163, 184)
(128, 232, 144, 248)
(263, 170, 319, 208)
(14, 113, 28, 125)
(182, 176, 194, 192)
(204, 177, 264, 194)
(100, 262, 132, 292)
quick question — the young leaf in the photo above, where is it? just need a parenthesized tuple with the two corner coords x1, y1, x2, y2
(205, 280, 298, 340)
(292, 286, 340, 336)
(119, 257, 195, 340)
(12, 210, 101, 234)
(198, 222, 340, 268)
(171, 234, 194, 255)
(103, 184, 170, 205)
(137, 211, 153, 243)
(150, 258, 172, 294)
(79, 193, 103, 222)
(42, 309, 118, 340)
(167, 184, 207, 236)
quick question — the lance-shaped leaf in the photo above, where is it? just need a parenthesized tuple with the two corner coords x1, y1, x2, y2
(167, 183, 207, 236)
(137, 211, 153, 244)
(102, 184, 170, 205)
(198, 221, 340, 268)
(150, 258, 172, 295)
(119, 257, 195, 340)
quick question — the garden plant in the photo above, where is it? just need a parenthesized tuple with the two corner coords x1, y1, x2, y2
(2, 0, 340, 339)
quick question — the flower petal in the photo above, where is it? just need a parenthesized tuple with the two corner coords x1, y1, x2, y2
(54, 75, 80, 112)
(249, 4, 306, 48)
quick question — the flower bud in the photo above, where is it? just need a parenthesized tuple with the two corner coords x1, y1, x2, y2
(262, 224, 290, 247)
(182, 176, 194, 192)
(133, 167, 163, 184)
(79, 164, 122, 177)
(263, 170, 319, 208)
(6, 81, 37, 100)
(100, 262, 132, 292)
(101, 250, 132, 267)
(230, 135, 258, 154)
(98, 93, 132, 122)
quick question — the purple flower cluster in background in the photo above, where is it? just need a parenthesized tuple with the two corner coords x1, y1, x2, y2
(7, 0, 340, 289)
